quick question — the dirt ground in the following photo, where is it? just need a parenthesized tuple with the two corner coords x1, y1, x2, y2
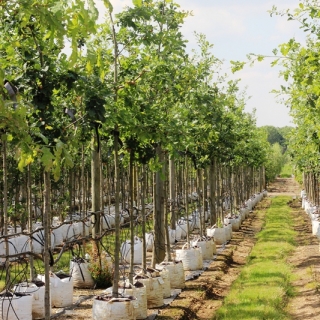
(52, 178, 320, 320)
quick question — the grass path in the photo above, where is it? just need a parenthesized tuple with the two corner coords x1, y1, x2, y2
(214, 196, 296, 320)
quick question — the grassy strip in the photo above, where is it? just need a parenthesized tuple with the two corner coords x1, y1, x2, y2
(214, 196, 296, 320)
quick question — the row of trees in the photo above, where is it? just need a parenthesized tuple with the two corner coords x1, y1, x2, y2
(262, 2, 320, 197)
(0, 0, 283, 314)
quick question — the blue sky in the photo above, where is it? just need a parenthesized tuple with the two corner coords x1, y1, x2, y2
(95, 0, 306, 127)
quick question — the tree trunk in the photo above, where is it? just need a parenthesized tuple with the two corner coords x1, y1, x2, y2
(91, 136, 101, 242)
(43, 170, 51, 320)
(129, 151, 134, 283)
(152, 145, 166, 266)
(169, 157, 176, 230)
(112, 128, 121, 297)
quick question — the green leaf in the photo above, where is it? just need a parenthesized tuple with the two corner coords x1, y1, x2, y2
(230, 61, 246, 73)
(132, 0, 142, 7)
(34, 132, 49, 145)
(41, 147, 54, 171)
(63, 149, 74, 168)
(103, 0, 113, 12)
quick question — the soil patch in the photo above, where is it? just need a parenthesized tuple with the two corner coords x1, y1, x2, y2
(286, 201, 320, 319)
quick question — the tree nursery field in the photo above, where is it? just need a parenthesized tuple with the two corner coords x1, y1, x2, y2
(1, 1, 320, 319)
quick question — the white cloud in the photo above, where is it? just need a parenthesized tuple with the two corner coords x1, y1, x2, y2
(183, 7, 246, 38)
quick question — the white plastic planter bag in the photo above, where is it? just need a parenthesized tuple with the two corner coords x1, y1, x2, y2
(65, 223, 77, 241)
(147, 276, 164, 308)
(189, 211, 201, 230)
(133, 274, 164, 308)
(145, 233, 154, 252)
(224, 217, 240, 231)
(240, 207, 250, 219)
(120, 282, 147, 320)
(156, 261, 185, 289)
(13, 281, 48, 319)
(207, 227, 226, 245)
(176, 223, 188, 239)
(38, 272, 73, 307)
(72, 222, 82, 236)
(167, 228, 176, 245)
(191, 238, 215, 260)
(70, 258, 94, 288)
(0, 293, 33, 320)
(101, 214, 115, 230)
(82, 220, 91, 236)
(224, 224, 232, 241)
(52, 223, 69, 246)
(92, 296, 137, 320)
(175, 244, 203, 271)
(120, 237, 143, 264)
(157, 268, 171, 298)
(31, 230, 55, 254)
(14, 235, 29, 254)
(0, 238, 20, 262)
(175, 227, 182, 241)
(239, 210, 246, 223)
(312, 220, 320, 235)
(245, 199, 253, 211)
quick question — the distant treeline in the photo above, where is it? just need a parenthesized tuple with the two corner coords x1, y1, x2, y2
(260, 126, 293, 153)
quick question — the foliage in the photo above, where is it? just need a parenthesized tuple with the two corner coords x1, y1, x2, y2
(265, 143, 286, 183)
(88, 257, 113, 289)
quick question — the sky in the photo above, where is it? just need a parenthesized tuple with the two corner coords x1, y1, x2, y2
(95, 0, 306, 128)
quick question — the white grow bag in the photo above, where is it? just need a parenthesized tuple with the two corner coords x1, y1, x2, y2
(224, 224, 232, 241)
(175, 244, 203, 271)
(312, 220, 320, 235)
(191, 238, 216, 260)
(239, 210, 246, 223)
(189, 211, 201, 230)
(31, 230, 55, 254)
(0, 293, 33, 320)
(13, 235, 29, 254)
(157, 268, 171, 298)
(145, 233, 154, 252)
(120, 237, 143, 264)
(52, 224, 67, 246)
(175, 226, 182, 241)
(38, 272, 73, 307)
(245, 199, 253, 211)
(240, 207, 250, 219)
(72, 222, 82, 237)
(70, 259, 94, 288)
(133, 274, 164, 309)
(224, 216, 240, 231)
(13, 282, 48, 320)
(207, 226, 226, 245)
(156, 261, 185, 289)
(176, 222, 188, 239)
(92, 296, 137, 320)
(0, 238, 21, 262)
(101, 214, 115, 230)
(121, 282, 147, 320)
(167, 228, 176, 245)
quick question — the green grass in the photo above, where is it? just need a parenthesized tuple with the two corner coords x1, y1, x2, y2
(280, 163, 293, 178)
(214, 196, 296, 320)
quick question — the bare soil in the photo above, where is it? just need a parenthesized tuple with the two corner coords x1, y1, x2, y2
(52, 178, 320, 320)
(286, 196, 320, 319)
